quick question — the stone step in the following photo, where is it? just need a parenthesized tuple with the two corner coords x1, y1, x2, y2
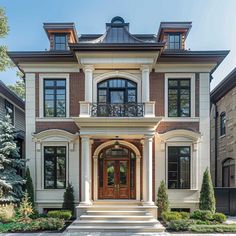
(67, 225, 165, 232)
(86, 210, 149, 215)
(80, 214, 153, 221)
(94, 200, 141, 205)
(71, 219, 159, 227)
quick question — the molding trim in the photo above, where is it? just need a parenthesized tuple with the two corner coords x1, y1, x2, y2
(158, 129, 201, 142)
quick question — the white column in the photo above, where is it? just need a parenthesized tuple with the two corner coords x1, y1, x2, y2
(83, 65, 94, 103)
(141, 65, 150, 102)
(142, 135, 154, 205)
(80, 136, 92, 205)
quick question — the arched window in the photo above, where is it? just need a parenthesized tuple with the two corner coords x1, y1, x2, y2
(220, 112, 226, 136)
(222, 158, 235, 187)
(97, 78, 137, 104)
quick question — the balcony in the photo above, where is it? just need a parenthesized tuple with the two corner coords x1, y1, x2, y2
(91, 103, 144, 117)
(79, 101, 155, 118)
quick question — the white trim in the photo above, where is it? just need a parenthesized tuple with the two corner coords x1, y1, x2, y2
(36, 118, 74, 122)
(92, 140, 141, 201)
(162, 117, 200, 122)
(19, 63, 80, 73)
(41, 142, 69, 190)
(93, 71, 142, 103)
(155, 63, 217, 73)
(164, 73, 196, 118)
(39, 73, 70, 118)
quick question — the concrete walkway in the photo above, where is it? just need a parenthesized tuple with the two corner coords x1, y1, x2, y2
(2, 233, 236, 236)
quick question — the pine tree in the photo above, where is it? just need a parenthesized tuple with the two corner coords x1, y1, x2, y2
(0, 116, 25, 202)
(157, 180, 169, 217)
(62, 183, 75, 216)
(199, 168, 216, 213)
(25, 167, 34, 207)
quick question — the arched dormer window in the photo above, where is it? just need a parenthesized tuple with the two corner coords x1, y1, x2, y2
(220, 112, 226, 136)
(222, 158, 235, 187)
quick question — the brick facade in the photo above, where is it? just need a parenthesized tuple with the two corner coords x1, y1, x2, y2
(157, 121, 199, 133)
(150, 72, 165, 116)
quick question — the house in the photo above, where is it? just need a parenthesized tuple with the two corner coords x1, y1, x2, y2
(210, 68, 236, 188)
(0, 80, 25, 160)
(8, 16, 229, 232)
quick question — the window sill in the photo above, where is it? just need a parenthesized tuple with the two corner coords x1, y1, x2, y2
(36, 117, 73, 122)
(167, 188, 198, 191)
(163, 117, 199, 122)
(219, 134, 226, 139)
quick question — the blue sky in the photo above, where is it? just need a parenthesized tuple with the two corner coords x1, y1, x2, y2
(0, 0, 236, 90)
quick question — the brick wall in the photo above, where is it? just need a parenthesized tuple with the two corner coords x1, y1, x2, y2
(150, 72, 165, 116)
(157, 121, 199, 133)
(70, 72, 85, 116)
(36, 121, 79, 133)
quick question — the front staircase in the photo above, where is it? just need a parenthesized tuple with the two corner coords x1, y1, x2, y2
(67, 201, 165, 232)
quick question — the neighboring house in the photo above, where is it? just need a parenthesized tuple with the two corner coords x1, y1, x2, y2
(210, 68, 236, 188)
(9, 17, 228, 232)
(0, 80, 25, 160)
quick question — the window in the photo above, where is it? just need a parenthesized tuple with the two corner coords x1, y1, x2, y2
(44, 79, 66, 117)
(44, 146, 66, 189)
(168, 146, 191, 189)
(54, 34, 67, 50)
(5, 100, 14, 124)
(97, 78, 137, 104)
(168, 34, 181, 50)
(168, 79, 191, 117)
(222, 158, 235, 187)
(220, 112, 226, 136)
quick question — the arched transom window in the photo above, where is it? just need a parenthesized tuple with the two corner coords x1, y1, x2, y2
(222, 158, 235, 187)
(97, 78, 137, 104)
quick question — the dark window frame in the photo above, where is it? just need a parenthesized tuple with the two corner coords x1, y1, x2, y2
(54, 34, 68, 51)
(5, 100, 14, 125)
(43, 79, 66, 117)
(44, 146, 66, 189)
(97, 78, 137, 104)
(168, 79, 191, 117)
(168, 146, 191, 189)
(167, 33, 181, 50)
(220, 112, 226, 136)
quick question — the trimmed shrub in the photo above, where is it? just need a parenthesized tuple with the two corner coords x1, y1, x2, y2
(47, 210, 72, 220)
(168, 219, 194, 231)
(25, 167, 34, 207)
(156, 180, 169, 217)
(179, 211, 190, 220)
(0, 204, 15, 223)
(213, 212, 227, 223)
(189, 224, 236, 233)
(191, 210, 213, 221)
(199, 168, 216, 213)
(0, 217, 64, 233)
(62, 183, 75, 216)
(162, 211, 182, 222)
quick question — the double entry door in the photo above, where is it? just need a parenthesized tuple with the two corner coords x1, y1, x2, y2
(103, 159, 130, 199)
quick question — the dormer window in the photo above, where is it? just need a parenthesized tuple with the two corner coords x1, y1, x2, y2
(54, 34, 67, 50)
(168, 33, 181, 50)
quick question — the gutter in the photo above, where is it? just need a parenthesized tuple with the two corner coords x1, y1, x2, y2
(213, 102, 218, 187)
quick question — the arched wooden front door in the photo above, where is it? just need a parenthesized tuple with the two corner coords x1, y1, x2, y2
(98, 145, 136, 199)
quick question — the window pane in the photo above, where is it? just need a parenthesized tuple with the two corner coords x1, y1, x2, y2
(169, 80, 178, 87)
(45, 80, 54, 87)
(168, 147, 190, 189)
(45, 89, 54, 95)
(56, 156, 66, 188)
(56, 100, 66, 117)
(56, 80, 66, 87)
(180, 80, 190, 87)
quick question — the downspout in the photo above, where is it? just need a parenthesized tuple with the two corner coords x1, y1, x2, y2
(214, 102, 218, 187)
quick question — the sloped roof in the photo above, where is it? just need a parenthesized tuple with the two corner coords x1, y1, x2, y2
(80, 16, 149, 44)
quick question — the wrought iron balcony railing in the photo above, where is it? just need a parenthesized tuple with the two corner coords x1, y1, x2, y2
(91, 103, 144, 117)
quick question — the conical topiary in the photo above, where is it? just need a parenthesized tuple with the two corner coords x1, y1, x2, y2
(62, 183, 75, 216)
(157, 180, 169, 217)
(25, 167, 34, 207)
(199, 168, 216, 213)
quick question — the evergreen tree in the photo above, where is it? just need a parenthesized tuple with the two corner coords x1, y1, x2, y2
(18, 191, 33, 218)
(157, 180, 169, 217)
(25, 167, 34, 207)
(62, 183, 75, 216)
(0, 116, 25, 202)
(199, 168, 216, 213)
